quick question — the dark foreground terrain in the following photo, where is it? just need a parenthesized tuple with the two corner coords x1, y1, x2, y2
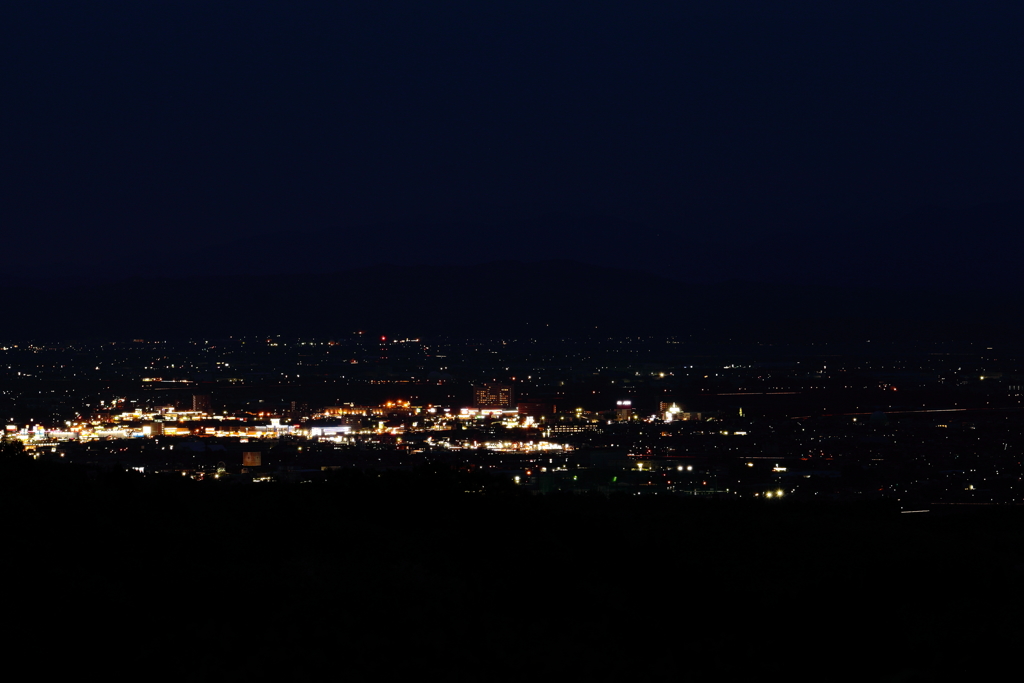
(6, 459, 1022, 682)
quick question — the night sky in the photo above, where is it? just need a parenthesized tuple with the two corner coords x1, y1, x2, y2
(4, 2, 1023, 289)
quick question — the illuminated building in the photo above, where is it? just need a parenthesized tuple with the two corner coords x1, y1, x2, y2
(659, 401, 705, 421)
(142, 422, 163, 437)
(473, 383, 515, 410)
(192, 394, 212, 413)
(322, 401, 416, 417)
(287, 401, 310, 421)
(517, 400, 556, 418)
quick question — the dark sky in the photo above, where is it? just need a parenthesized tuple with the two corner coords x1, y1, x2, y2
(4, 2, 1023, 288)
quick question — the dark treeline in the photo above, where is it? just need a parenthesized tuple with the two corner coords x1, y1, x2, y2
(5, 456, 1022, 681)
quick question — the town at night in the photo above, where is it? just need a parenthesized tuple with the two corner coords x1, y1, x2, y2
(7, 2, 1024, 680)
(8, 333, 1024, 509)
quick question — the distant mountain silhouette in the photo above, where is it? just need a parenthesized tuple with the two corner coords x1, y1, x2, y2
(1, 260, 1021, 342)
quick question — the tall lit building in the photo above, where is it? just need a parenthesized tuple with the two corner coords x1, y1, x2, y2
(473, 383, 515, 410)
